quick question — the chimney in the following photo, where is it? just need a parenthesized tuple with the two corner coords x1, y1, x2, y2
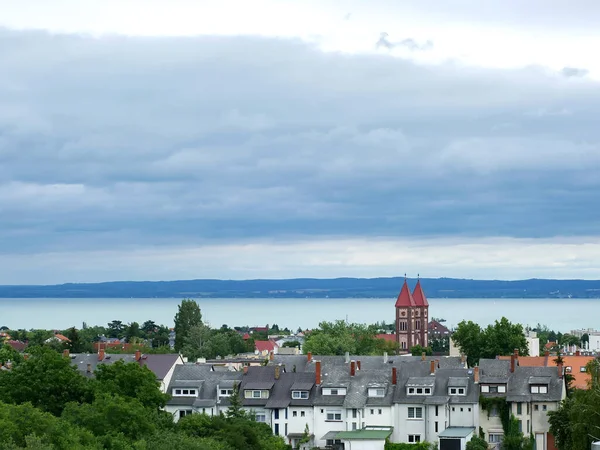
(275, 365, 281, 380)
(510, 353, 516, 373)
(474, 365, 479, 383)
(345, 352, 350, 363)
(86, 363, 92, 373)
(576, 350, 580, 356)
(558, 363, 564, 379)
(269, 351, 274, 361)
(430, 360, 435, 375)
(307, 352, 312, 362)
(392, 367, 397, 385)
(135, 350, 141, 361)
(315, 360, 321, 385)
(544, 350, 549, 357)
(357, 360, 361, 370)
(421, 352, 426, 361)
(350, 360, 356, 377)
(243, 366, 248, 375)
(383, 352, 388, 364)
(460, 353, 466, 366)
(98, 349, 105, 361)
(63, 349, 69, 358)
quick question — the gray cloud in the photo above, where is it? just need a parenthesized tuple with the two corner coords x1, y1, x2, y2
(1, 28, 600, 258)
(376, 32, 433, 51)
(561, 66, 589, 78)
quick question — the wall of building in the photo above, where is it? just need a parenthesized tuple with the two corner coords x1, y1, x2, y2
(449, 403, 479, 428)
(342, 439, 386, 450)
(287, 406, 314, 436)
(364, 405, 393, 428)
(312, 405, 347, 448)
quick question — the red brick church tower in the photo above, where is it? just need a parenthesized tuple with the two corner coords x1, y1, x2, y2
(395, 277, 429, 352)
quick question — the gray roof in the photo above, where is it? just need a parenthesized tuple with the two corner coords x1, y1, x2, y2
(140, 354, 182, 380)
(448, 377, 469, 388)
(506, 366, 563, 402)
(529, 376, 551, 384)
(406, 377, 436, 387)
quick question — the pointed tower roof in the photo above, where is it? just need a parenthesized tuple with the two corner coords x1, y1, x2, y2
(395, 279, 416, 308)
(412, 279, 429, 307)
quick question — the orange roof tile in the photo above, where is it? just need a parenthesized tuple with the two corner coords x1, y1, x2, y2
(376, 333, 397, 342)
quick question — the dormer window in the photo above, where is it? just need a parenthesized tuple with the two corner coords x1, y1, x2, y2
(244, 390, 269, 399)
(449, 387, 466, 395)
(219, 389, 233, 397)
(530, 385, 548, 394)
(481, 384, 506, 393)
(407, 387, 432, 395)
(173, 388, 197, 397)
(368, 388, 386, 397)
(292, 390, 309, 399)
(323, 388, 347, 396)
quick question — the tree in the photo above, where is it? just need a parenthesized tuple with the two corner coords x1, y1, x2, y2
(142, 320, 158, 335)
(64, 327, 91, 353)
(125, 321, 142, 343)
(226, 382, 245, 419)
(0, 344, 24, 365)
(303, 320, 384, 356)
(581, 333, 589, 348)
(181, 324, 211, 361)
(0, 347, 89, 416)
(107, 320, 125, 339)
(92, 360, 169, 410)
(466, 435, 488, 450)
(452, 317, 528, 366)
(410, 345, 432, 356)
(282, 340, 301, 348)
(174, 299, 203, 352)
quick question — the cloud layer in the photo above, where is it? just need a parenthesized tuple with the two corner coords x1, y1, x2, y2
(1, 28, 600, 282)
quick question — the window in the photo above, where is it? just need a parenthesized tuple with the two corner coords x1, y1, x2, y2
(450, 388, 457, 394)
(408, 435, 421, 443)
(489, 386, 498, 393)
(292, 391, 309, 399)
(369, 388, 385, 397)
(460, 407, 464, 412)
(417, 388, 423, 394)
(352, 409, 358, 418)
(452, 407, 455, 412)
(255, 413, 266, 423)
(498, 385, 506, 393)
(352, 422, 357, 430)
(326, 410, 342, 421)
(489, 434, 503, 443)
(300, 411, 305, 417)
(424, 388, 431, 394)
(174, 389, 197, 397)
(274, 424, 279, 435)
(179, 410, 192, 419)
(490, 406, 499, 417)
(458, 388, 465, 395)
(376, 388, 385, 396)
(324, 388, 346, 396)
(581, 366, 587, 372)
(399, 321, 407, 331)
(481, 385, 490, 393)
(435, 422, 438, 433)
(534, 404, 539, 411)
(220, 389, 233, 396)
(253, 391, 261, 398)
(531, 385, 548, 394)
(274, 409, 279, 420)
(408, 388, 415, 394)
(468, 407, 472, 412)
(370, 409, 374, 415)
(517, 403, 522, 415)
(378, 409, 382, 415)
(408, 407, 423, 419)
(518, 420, 523, 433)
(565, 366, 572, 373)
(542, 405, 547, 411)
(292, 411, 297, 417)
(435, 406, 439, 416)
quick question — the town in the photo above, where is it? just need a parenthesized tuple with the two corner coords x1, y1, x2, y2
(1, 280, 597, 450)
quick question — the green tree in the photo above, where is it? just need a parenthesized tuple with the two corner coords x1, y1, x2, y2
(303, 320, 384, 356)
(581, 333, 589, 348)
(0, 347, 89, 416)
(410, 345, 433, 356)
(174, 299, 203, 352)
(92, 360, 169, 409)
(64, 326, 92, 353)
(282, 340, 301, 348)
(107, 320, 125, 339)
(451, 320, 483, 366)
(226, 382, 245, 419)
(182, 324, 211, 361)
(125, 321, 142, 343)
(466, 435, 488, 450)
(0, 344, 24, 365)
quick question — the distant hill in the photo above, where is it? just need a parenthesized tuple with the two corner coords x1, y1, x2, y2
(1, 277, 600, 299)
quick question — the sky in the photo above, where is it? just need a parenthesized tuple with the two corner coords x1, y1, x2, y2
(1, 0, 600, 284)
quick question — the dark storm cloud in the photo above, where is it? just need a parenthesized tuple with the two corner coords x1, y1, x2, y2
(1, 28, 600, 254)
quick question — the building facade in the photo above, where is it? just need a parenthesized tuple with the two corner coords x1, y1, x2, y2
(395, 279, 429, 352)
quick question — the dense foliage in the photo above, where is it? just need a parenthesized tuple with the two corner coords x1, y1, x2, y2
(452, 317, 528, 366)
(303, 320, 397, 355)
(549, 359, 600, 450)
(0, 346, 290, 450)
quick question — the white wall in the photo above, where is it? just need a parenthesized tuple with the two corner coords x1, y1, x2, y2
(449, 403, 479, 428)
(527, 337, 540, 357)
(313, 406, 347, 448)
(342, 439, 386, 450)
(364, 405, 393, 428)
(589, 335, 600, 351)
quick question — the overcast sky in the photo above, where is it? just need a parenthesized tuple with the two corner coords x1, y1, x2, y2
(1, 0, 600, 284)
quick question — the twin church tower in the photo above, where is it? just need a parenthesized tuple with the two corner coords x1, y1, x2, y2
(395, 278, 429, 352)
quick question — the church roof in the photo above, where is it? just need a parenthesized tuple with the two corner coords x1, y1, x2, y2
(412, 280, 429, 307)
(395, 279, 416, 308)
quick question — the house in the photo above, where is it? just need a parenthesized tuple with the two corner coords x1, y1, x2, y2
(69, 349, 183, 393)
(255, 340, 278, 356)
(6, 340, 27, 352)
(45, 333, 70, 344)
(497, 350, 594, 390)
(428, 320, 451, 338)
(478, 353, 566, 450)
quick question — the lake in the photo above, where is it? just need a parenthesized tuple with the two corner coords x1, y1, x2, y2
(0, 297, 594, 332)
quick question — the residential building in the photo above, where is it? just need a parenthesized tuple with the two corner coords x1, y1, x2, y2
(429, 320, 451, 339)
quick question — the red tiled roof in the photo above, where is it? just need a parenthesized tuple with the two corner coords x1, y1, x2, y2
(412, 280, 429, 307)
(6, 340, 26, 352)
(395, 279, 416, 308)
(254, 340, 276, 353)
(376, 334, 397, 342)
(242, 333, 250, 340)
(54, 334, 70, 342)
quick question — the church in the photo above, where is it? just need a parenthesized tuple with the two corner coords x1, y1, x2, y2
(395, 278, 429, 352)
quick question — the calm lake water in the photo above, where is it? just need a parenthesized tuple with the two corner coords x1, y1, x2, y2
(0, 297, 594, 332)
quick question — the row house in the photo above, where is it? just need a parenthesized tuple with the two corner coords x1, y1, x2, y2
(165, 352, 565, 450)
